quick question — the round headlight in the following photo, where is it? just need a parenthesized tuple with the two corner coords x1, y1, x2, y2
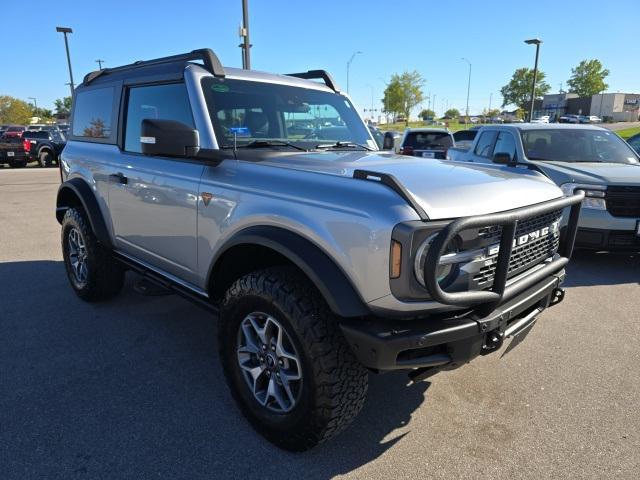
(414, 233, 459, 287)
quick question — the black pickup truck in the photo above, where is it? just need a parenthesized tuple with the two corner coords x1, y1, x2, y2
(23, 129, 66, 167)
(0, 135, 28, 168)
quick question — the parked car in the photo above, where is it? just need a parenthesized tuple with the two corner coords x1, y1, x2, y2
(452, 129, 478, 151)
(398, 128, 455, 159)
(56, 48, 583, 451)
(531, 115, 550, 124)
(367, 124, 384, 149)
(0, 135, 28, 168)
(2, 125, 26, 138)
(23, 129, 66, 167)
(584, 115, 602, 123)
(449, 124, 640, 251)
(626, 133, 640, 155)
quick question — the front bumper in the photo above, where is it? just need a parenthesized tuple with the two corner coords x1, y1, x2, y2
(340, 271, 564, 371)
(575, 227, 640, 251)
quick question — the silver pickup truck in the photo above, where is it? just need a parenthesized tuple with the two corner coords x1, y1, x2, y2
(56, 48, 583, 450)
(449, 124, 640, 251)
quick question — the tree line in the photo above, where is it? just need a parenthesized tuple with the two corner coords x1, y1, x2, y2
(382, 59, 610, 124)
(0, 96, 72, 125)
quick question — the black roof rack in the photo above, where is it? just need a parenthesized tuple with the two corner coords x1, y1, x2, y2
(83, 48, 225, 85)
(285, 70, 340, 93)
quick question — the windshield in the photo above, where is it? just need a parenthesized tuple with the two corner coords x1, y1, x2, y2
(201, 77, 374, 150)
(521, 129, 639, 164)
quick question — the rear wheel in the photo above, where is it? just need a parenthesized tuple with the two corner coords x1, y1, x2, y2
(61, 207, 125, 301)
(39, 150, 54, 167)
(218, 267, 368, 451)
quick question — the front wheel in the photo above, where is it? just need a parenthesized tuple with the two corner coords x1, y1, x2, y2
(61, 207, 125, 301)
(218, 267, 368, 451)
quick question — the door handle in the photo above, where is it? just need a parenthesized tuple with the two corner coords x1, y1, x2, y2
(109, 172, 128, 184)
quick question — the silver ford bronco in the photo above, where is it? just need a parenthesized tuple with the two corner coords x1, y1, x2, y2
(56, 48, 584, 451)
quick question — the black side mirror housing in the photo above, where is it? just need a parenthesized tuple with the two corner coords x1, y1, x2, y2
(493, 152, 514, 165)
(382, 131, 396, 150)
(140, 119, 200, 157)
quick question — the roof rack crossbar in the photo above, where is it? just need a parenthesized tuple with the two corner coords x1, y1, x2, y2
(285, 70, 340, 93)
(83, 48, 225, 85)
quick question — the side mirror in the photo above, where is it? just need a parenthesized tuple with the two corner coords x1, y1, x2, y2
(382, 131, 395, 150)
(493, 152, 514, 165)
(140, 119, 200, 157)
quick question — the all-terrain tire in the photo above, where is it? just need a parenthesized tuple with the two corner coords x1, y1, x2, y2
(61, 207, 125, 301)
(218, 267, 368, 451)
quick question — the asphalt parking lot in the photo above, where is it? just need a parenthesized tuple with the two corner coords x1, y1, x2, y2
(1, 169, 639, 480)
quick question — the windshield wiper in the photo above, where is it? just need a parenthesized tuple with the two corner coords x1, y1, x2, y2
(315, 141, 373, 151)
(222, 140, 308, 151)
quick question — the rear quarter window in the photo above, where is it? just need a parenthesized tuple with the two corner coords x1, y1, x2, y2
(71, 87, 115, 140)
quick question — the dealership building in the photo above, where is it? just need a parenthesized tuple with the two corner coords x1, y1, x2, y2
(539, 92, 640, 121)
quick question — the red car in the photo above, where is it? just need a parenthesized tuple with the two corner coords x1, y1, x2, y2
(1, 125, 26, 139)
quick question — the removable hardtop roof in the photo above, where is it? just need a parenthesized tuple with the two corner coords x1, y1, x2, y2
(79, 48, 340, 93)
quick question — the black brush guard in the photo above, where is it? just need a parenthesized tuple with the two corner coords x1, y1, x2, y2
(424, 192, 585, 308)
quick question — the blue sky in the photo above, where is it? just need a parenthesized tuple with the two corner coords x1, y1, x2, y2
(2, 0, 637, 117)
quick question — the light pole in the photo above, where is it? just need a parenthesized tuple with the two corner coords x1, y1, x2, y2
(56, 27, 75, 97)
(28, 97, 37, 109)
(461, 58, 471, 123)
(239, 0, 251, 69)
(346, 51, 362, 94)
(96, 59, 105, 70)
(525, 38, 542, 122)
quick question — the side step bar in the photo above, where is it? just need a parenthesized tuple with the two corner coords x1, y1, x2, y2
(114, 253, 219, 315)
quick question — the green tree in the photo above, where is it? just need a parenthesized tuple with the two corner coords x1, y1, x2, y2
(444, 108, 460, 118)
(54, 96, 73, 117)
(419, 108, 435, 120)
(484, 108, 501, 118)
(29, 103, 54, 122)
(0, 96, 33, 125)
(500, 68, 550, 112)
(567, 59, 609, 97)
(382, 71, 424, 126)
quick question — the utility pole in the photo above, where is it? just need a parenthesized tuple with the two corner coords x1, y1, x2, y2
(461, 58, 471, 123)
(346, 51, 362, 94)
(488, 92, 492, 117)
(56, 27, 75, 97)
(525, 38, 542, 122)
(96, 59, 105, 70)
(239, 0, 251, 69)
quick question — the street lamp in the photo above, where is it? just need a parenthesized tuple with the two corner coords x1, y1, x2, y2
(461, 58, 471, 123)
(524, 38, 542, 122)
(28, 97, 37, 109)
(56, 26, 75, 97)
(346, 51, 362, 94)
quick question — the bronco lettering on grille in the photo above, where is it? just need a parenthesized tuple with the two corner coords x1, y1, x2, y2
(488, 220, 560, 256)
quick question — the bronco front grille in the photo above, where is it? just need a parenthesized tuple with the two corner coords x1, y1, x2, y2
(605, 186, 640, 217)
(474, 209, 562, 286)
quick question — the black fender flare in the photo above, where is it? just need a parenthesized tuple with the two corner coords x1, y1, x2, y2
(56, 178, 114, 249)
(209, 226, 370, 318)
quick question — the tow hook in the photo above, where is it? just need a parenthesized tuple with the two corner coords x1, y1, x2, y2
(480, 329, 504, 355)
(550, 287, 565, 306)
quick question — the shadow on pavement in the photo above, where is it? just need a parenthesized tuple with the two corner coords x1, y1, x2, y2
(564, 250, 640, 287)
(0, 260, 430, 480)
